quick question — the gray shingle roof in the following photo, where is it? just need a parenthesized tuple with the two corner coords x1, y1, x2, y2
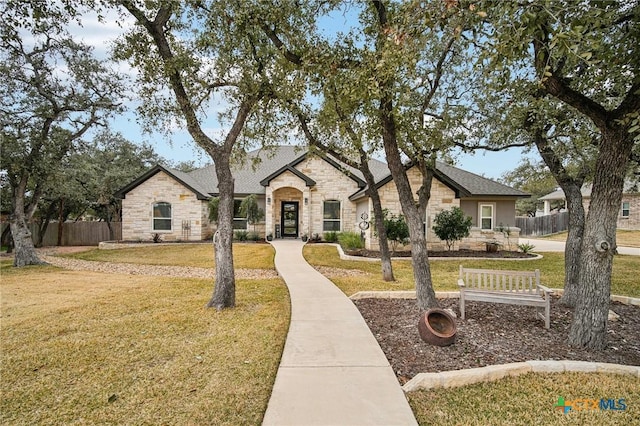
(119, 145, 528, 200)
(435, 161, 529, 197)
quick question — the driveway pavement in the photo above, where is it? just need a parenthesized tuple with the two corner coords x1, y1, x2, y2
(521, 238, 639, 256)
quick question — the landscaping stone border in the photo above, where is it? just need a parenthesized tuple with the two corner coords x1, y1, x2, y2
(402, 361, 640, 392)
(332, 243, 543, 262)
(349, 290, 640, 392)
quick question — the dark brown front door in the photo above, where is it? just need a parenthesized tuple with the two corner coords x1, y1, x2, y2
(281, 202, 299, 238)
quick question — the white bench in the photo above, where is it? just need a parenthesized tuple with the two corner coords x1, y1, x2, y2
(458, 266, 552, 329)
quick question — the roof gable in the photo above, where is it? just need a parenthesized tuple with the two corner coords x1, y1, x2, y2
(350, 161, 529, 200)
(116, 164, 210, 200)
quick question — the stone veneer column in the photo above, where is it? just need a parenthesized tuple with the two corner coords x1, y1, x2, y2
(265, 187, 273, 238)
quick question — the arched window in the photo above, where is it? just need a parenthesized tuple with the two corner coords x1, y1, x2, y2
(153, 202, 172, 231)
(323, 200, 341, 231)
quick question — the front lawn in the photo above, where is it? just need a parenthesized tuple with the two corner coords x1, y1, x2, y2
(408, 372, 639, 426)
(66, 242, 275, 270)
(1, 262, 288, 425)
(303, 245, 640, 298)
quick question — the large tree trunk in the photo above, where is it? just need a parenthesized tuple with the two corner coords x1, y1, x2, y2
(568, 127, 632, 350)
(557, 184, 585, 307)
(10, 178, 46, 267)
(380, 97, 437, 310)
(206, 153, 236, 310)
(359, 151, 395, 282)
(532, 128, 588, 307)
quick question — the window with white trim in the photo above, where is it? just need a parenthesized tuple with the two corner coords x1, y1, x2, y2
(622, 201, 630, 218)
(153, 202, 172, 231)
(479, 204, 494, 230)
(233, 199, 247, 229)
(323, 200, 341, 231)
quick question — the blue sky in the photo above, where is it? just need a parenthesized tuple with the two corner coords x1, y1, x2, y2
(71, 7, 529, 180)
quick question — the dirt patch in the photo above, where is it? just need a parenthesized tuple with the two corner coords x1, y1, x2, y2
(354, 297, 640, 385)
(344, 249, 536, 259)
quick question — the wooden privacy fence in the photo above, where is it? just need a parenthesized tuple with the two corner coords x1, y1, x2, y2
(515, 212, 568, 236)
(1, 222, 122, 246)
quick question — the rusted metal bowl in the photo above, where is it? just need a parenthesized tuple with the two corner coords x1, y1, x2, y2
(418, 308, 457, 346)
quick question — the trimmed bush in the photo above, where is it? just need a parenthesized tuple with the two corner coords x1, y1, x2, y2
(432, 207, 473, 251)
(234, 230, 249, 241)
(324, 231, 339, 243)
(338, 231, 364, 250)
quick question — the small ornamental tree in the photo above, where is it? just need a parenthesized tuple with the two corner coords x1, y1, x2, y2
(239, 195, 264, 234)
(432, 207, 473, 251)
(381, 209, 410, 255)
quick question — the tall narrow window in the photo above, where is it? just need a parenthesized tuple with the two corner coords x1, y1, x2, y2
(479, 204, 494, 230)
(153, 202, 172, 231)
(233, 199, 247, 229)
(622, 201, 630, 217)
(323, 200, 341, 231)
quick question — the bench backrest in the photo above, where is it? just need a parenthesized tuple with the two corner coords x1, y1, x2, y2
(459, 266, 540, 293)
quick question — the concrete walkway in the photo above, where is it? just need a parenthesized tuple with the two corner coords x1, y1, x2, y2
(262, 239, 417, 426)
(521, 238, 640, 255)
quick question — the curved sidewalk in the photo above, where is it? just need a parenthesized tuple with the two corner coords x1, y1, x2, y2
(262, 239, 417, 426)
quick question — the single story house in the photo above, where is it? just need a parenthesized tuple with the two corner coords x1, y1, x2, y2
(116, 145, 529, 250)
(538, 181, 639, 230)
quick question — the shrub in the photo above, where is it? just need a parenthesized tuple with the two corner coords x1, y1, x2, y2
(234, 230, 248, 241)
(247, 232, 261, 241)
(152, 233, 163, 243)
(240, 195, 265, 234)
(518, 242, 535, 253)
(432, 207, 473, 251)
(338, 231, 364, 250)
(380, 209, 409, 254)
(324, 231, 339, 243)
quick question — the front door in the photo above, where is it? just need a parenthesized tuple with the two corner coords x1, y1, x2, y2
(281, 201, 299, 238)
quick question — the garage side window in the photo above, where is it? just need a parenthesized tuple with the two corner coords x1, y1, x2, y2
(479, 204, 494, 230)
(153, 202, 172, 231)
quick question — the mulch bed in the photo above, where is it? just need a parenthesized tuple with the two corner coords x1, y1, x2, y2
(354, 297, 640, 385)
(344, 249, 536, 259)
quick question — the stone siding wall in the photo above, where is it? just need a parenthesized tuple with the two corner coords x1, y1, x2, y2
(121, 171, 207, 241)
(366, 167, 520, 251)
(300, 156, 361, 237)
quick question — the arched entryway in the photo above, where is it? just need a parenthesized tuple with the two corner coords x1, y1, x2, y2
(267, 186, 307, 238)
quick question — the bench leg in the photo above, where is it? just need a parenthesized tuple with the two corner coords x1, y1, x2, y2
(545, 300, 550, 329)
(460, 293, 465, 320)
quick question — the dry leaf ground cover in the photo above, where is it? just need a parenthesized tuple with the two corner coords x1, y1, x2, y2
(1, 244, 288, 425)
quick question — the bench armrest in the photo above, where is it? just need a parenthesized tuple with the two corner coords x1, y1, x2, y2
(457, 278, 466, 288)
(536, 284, 552, 295)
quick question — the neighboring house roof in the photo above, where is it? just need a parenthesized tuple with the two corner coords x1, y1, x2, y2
(539, 180, 640, 201)
(117, 145, 529, 200)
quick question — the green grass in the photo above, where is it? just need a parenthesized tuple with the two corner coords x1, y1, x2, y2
(66, 242, 275, 270)
(1, 263, 289, 425)
(539, 230, 640, 248)
(408, 372, 639, 426)
(303, 245, 640, 298)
